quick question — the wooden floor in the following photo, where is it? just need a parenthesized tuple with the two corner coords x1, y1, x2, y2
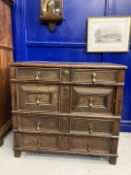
(0, 132, 131, 175)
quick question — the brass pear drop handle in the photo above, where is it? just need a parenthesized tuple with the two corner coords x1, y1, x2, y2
(87, 143, 91, 152)
(65, 86, 70, 92)
(36, 121, 41, 131)
(35, 71, 40, 80)
(37, 139, 41, 148)
(88, 97, 94, 108)
(92, 72, 96, 84)
(88, 124, 93, 134)
(36, 95, 41, 105)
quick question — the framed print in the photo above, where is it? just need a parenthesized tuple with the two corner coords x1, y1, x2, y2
(87, 17, 131, 52)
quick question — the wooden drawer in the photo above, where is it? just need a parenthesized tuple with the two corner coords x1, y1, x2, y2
(14, 133, 114, 155)
(71, 69, 121, 84)
(13, 114, 115, 136)
(70, 117, 113, 135)
(14, 133, 58, 151)
(18, 84, 59, 112)
(13, 115, 70, 133)
(16, 68, 60, 82)
(71, 86, 115, 114)
(14, 115, 59, 132)
(14, 133, 68, 152)
(70, 136, 112, 154)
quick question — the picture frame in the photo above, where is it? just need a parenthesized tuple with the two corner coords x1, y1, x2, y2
(87, 17, 131, 52)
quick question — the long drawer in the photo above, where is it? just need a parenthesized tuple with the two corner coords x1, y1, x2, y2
(14, 132, 114, 154)
(12, 67, 124, 85)
(16, 83, 116, 114)
(13, 114, 117, 136)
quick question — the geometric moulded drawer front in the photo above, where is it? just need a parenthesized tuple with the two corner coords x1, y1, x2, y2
(71, 69, 119, 84)
(71, 86, 115, 114)
(70, 117, 113, 135)
(70, 136, 112, 154)
(14, 133, 58, 151)
(17, 68, 60, 82)
(18, 84, 59, 112)
(14, 133, 112, 154)
(17, 115, 59, 132)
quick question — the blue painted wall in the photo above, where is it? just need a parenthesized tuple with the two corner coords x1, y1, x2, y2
(12, 0, 131, 131)
(102, 0, 131, 131)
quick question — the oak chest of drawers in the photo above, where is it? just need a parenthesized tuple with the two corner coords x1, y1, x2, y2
(10, 62, 127, 164)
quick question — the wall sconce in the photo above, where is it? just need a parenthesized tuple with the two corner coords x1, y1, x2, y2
(40, 0, 63, 32)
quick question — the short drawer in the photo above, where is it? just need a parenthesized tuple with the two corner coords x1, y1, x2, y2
(14, 133, 58, 151)
(71, 86, 115, 114)
(18, 84, 59, 112)
(16, 68, 60, 81)
(71, 69, 121, 84)
(15, 115, 59, 132)
(70, 117, 113, 135)
(70, 136, 112, 154)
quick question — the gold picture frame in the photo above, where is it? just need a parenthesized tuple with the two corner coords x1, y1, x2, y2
(87, 17, 131, 52)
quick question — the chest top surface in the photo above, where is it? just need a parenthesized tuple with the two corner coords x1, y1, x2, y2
(10, 61, 127, 70)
